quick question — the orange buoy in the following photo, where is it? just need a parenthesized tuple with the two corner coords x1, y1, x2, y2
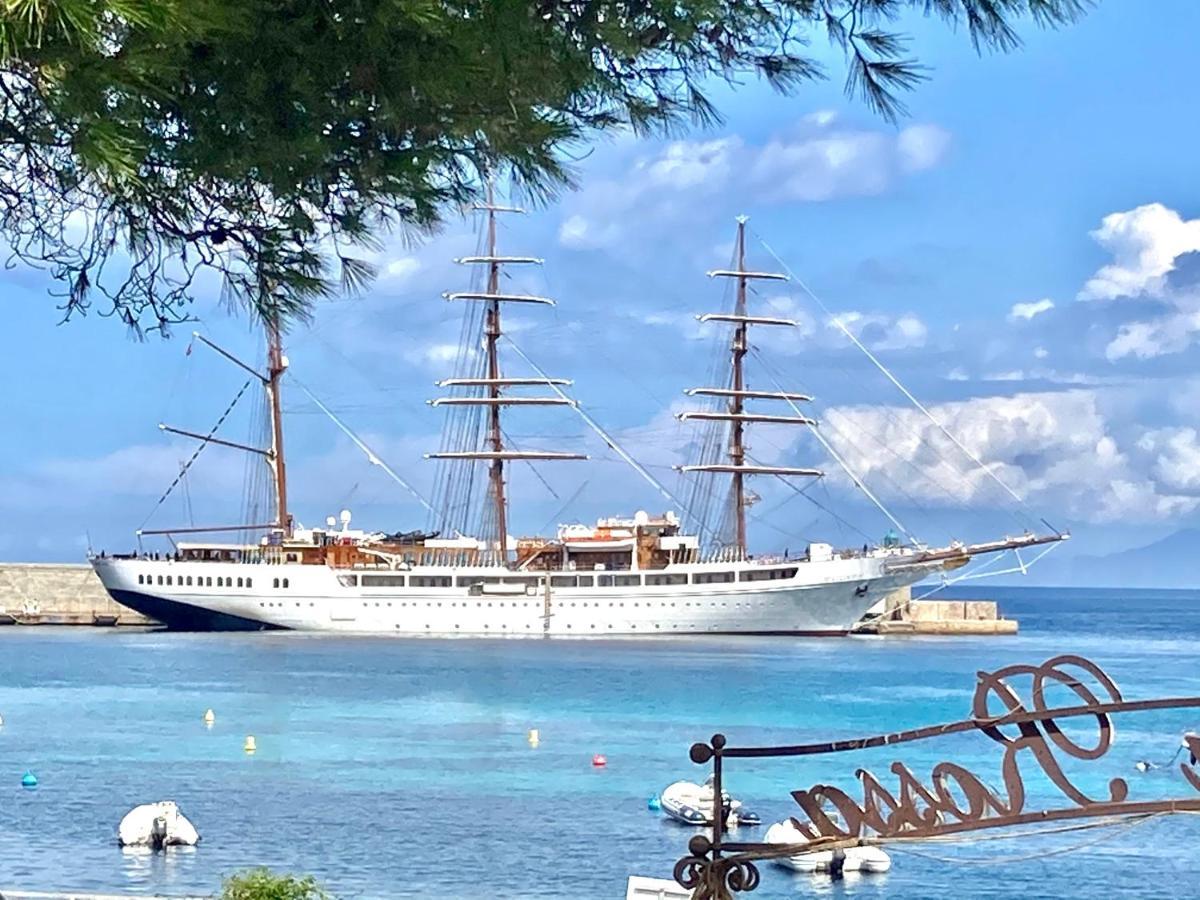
(592, 754, 607, 767)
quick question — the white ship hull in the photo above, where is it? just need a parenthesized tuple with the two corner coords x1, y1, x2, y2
(91, 554, 936, 636)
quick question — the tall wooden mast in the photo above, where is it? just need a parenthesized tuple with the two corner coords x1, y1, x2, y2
(678, 215, 823, 558)
(427, 185, 586, 563)
(482, 187, 509, 558)
(730, 219, 749, 554)
(265, 313, 291, 535)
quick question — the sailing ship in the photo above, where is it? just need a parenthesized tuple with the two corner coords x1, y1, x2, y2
(91, 199, 1065, 634)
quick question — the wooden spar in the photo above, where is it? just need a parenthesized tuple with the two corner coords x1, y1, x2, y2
(438, 377, 573, 387)
(191, 332, 268, 383)
(444, 291, 555, 305)
(731, 218, 749, 557)
(430, 397, 575, 407)
(137, 523, 279, 536)
(698, 313, 796, 327)
(680, 464, 823, 476)
(677, 412, 817, 426)
(686, 388, 812, 402)
(707, 268, 789, 281)
(265, 314, 291, 536)
(427, 451, 588, 461)
(158, 424, 271, 457)
(456, 255, 543, 265)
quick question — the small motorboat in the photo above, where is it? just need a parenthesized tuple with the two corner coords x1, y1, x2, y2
(764, 819, 891, 874)
(117, 801, 200, 849)
(659, 775, 760, 827)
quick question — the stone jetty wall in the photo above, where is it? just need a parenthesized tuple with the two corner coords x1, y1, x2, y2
(859, 585, 1018, 635)
(0, 562, 154, 626)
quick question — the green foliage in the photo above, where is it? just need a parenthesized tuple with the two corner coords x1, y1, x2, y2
(0, 1, 1091, 333)
(219, 867, 331, 900)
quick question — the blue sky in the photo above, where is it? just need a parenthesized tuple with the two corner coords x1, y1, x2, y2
(5, 0, 1200, 576)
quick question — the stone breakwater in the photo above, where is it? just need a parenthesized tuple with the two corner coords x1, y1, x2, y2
(0, 562, 154, 626)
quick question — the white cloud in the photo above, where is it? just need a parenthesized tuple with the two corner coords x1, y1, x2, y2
(1105, 311, 1200, 361)
(558, 114, 951, 248)
(1079, 203, 1200, 301)
(1068, 203, 1200, 361)
(1137, 427, 1200, 492)
(819, 390, 1200, 523)
(382, 256, 421, 281)
(829, 310, 928, 351)
(1009, 298, 1055, 321)
(404, 341, 474, 369)
(897, 125, 952, 173)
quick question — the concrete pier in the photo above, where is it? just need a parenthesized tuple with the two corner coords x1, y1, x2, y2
(854, 586, 1018, 636)
(0, 563, 153, 626)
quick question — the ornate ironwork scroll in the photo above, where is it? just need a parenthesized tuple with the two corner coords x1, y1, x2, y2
(675, 654, 1200, 898)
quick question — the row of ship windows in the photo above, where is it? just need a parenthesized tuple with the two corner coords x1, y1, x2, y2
(138, 574, 291, 589)
(257, 599, 773, 612)
(340, 567, 800, 589)
(140, 567, 801, 591)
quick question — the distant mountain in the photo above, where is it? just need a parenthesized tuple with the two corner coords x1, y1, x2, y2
(1031, 528, 1200, 589)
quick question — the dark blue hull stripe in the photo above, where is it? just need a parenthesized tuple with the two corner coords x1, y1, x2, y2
(109, 589, 285, 632)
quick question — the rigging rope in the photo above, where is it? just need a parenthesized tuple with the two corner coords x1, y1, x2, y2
(288, 375, 439, 520)
(749, 347, 921, 547)
(752, 228, 1048, 526)
(501, 334, 719, 543)
(139, 377, 254, 530)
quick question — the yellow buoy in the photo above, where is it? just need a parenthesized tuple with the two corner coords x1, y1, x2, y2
(528, 728, 539, 747)
(203, 709, 215, 726)
(243, 735, 257, 754)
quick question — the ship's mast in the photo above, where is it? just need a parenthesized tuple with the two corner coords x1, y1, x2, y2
(427, 183, 586, 564)
(483, 188, 509, 559)
(730, 220, 749, 554)
(678, 215, 823, 558)
(265, 313, 291, 535)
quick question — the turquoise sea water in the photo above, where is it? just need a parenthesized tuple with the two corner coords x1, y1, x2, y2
(1, 586, 1199, 898)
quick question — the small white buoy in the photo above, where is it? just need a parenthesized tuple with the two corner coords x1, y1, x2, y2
(203, 709, 215, 727)
(528, 729, 539, 747)
(0, 712, 5, 727)
(243, 735, 257, 754)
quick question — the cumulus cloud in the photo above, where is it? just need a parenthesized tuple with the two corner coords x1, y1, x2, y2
(1079, 203, 1200, 301)
(829, 310, 928, 351)
(1137, 427, 1200, 492)
(558, 113, 950, 249)
(818, 390, 1200, 523)
(1066, 203, 1200, 361)
(1009, 298, 1055, 321)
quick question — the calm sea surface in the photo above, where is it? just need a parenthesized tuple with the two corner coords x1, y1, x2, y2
(1, 586, 1198, 898)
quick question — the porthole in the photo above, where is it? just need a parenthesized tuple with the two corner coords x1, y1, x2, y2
(282, 578, 289, 588)
(273, 578, 279, 589)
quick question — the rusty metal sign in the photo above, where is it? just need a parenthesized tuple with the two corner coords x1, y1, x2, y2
(674, 655, 1200, 898)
